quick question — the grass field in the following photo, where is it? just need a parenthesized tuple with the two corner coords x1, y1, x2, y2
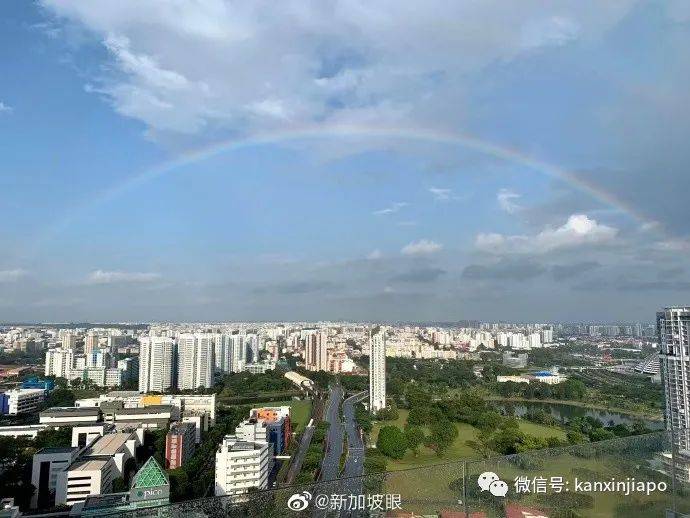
(249, 399, 312, 432)
(370, 409, 566, 468)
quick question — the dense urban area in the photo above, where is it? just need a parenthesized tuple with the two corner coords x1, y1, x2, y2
(0, 312, 679, 517)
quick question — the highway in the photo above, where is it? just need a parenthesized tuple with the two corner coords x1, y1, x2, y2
(318, 384, 344, 482)
(339, 391, 367, 517)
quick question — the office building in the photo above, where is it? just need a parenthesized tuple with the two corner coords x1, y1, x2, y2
(31, 447, 79, 509)
(138, 337, 174, 393)
(6, 388, 45, 415)
(55, 431, 141, 506)
(369, 329, 386, 412)
(214, 436, 270, 497)
(177, 333, 213, 390)
(659, 307, 690, 449)
(165, 422, 196, 469)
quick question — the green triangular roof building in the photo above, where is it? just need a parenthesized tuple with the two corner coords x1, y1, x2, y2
(132, 456, 169, 489)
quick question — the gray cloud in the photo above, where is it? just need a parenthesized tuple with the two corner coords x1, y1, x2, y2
(253, 280, 341, 295)
(391, 267, 447, 283)
(462, 259, 546, 281)
(552, 261, 600, 281)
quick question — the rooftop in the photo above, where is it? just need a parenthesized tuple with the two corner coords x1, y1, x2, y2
(87, 433, 132, 456)
(36, 446, 76, 455)
(70, 458, 110, 472)
(115, 404, 172, 414)
(40, 407, 100, 417)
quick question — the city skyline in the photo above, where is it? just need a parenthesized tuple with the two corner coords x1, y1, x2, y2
(2, 2, 690, 322)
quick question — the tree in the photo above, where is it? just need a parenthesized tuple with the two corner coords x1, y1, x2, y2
(407, 406, 430, 426)
(403, 426, 425, 456)
(426, 420, 458, 457)
(376, 426, 407, 459)
(476, 411, 503, 431)
(376, 406, 399, 421)
(44, 388, 76, 408)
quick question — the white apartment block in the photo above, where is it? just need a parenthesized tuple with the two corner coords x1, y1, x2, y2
(214, 334, 244, 374)
(369, 329, 386, 412)
(138, 337, 174, 393)
(305, 332, 328, 372)
(659, 307, 690, 449)
(177, 333, 214, 390)
(61, 333, 78, 351)
(214, 436, 270, 497)
(6, 388, 45, 415)
(45, 348, 74, 379)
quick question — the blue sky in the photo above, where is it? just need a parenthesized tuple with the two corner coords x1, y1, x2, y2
(1, 1, 690, 322)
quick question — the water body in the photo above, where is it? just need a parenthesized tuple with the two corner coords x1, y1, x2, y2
(495, 400, 664, 430)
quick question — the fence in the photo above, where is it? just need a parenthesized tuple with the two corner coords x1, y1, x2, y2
(116, 430, 690, 517)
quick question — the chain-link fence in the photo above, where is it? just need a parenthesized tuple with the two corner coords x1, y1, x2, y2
(115, 430, 690, 517)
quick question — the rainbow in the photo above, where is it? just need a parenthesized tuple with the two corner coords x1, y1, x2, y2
(37, 122, 650, 246)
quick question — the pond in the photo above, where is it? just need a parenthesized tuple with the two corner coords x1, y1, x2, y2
(494, 400, 664, 430)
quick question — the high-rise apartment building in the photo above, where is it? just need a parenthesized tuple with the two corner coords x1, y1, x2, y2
(304, 332, 328, 371)
(84, 333, 99, 356)
(45, 348, 74, 379)
(61, 333, 78, 351)
(138, 337, 174, 393)
(213, 334, 245, 374)
(177, 333, 214, 390)
(369, 329, 386, 412)
(659, 307, 690, 449)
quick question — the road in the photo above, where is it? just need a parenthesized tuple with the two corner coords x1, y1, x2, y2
(339, 391, 367, 518)
(318, 384, 344, 482)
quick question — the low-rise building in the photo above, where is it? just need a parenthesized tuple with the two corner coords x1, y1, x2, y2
(54, 431, 141, 507)
(214, 437, 270, 497)
(0, 424, 48, 439)
(31, 447, 79, 509)
(6, 388, 45, 415)
(56, 458, 116, 507)
(72, 424, 116, 448)
(73, 457, 169, 517)
(39, 407, 102, 427)
(165, 422, 196, 469)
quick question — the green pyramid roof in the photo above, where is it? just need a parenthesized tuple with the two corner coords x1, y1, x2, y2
(132, 456, 168, 488)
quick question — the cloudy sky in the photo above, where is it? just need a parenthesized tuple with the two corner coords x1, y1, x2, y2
(1, 0, 690, 322)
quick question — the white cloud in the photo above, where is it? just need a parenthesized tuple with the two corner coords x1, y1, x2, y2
(401, 239, 443, 256)
(0, 102, 12, 113)
(0, 269, 27, 282)
(39, 1, 636, 139)
(429, 187, 452, 201)
(367, 249, 383, 260)
(520, 16, 580, 49)
(87, 269, 161, 284)
(373, 202, 407, 216)
(497, 188, 522, 214)
(476, 214, 618, 254)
